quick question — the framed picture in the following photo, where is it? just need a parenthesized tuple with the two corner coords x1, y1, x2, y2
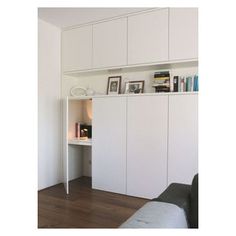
(125, 80, 145, 94)
(107, 76, 121, 95)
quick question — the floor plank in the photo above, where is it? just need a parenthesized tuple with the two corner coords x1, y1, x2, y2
(38, 177, 148, 228)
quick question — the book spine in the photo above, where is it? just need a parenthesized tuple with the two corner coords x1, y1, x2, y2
(186, 77, 189, 92)
(183, 77, 186, 92)
(190, 77, 193, 92)
(170, 76, 174, 92)
(186, 76, 192, 92)
(154, 71, 170, 77)
(173, 76, 179, 92)
(180, 77, 185, 92)
(75, 123, 78, 138)
(190, 76, 194, 91)
(193, 75, 199, 91)
(75, 122, 80, 138)
(178, 77, 182, 92)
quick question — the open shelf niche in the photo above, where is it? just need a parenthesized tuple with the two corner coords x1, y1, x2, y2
(67, 98, 92, 181)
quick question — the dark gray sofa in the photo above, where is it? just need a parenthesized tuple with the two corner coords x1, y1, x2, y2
(120, 174, 198, 228)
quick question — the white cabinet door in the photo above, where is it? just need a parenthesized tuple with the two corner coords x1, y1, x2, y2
(127, 96, 168, 199)
(128, 9, 168, 65)
(168, 94, 198, 185)
(92, 97, 127, 194)
(169, 8, 198, 61)
(93, 18, 127, 68)
(62, 98, 69, 194)
(62, 25, 92, 71)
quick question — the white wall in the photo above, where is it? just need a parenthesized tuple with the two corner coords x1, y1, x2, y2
(38, 19, 61, 190)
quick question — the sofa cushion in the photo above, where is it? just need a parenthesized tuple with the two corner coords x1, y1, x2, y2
(120, 202, 188, 228)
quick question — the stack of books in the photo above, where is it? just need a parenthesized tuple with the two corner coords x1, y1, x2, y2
(152, 71, 170, 92)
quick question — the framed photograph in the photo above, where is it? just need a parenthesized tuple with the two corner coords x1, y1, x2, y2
(125, 80, 145, 94)
(107, 76, 121, 95)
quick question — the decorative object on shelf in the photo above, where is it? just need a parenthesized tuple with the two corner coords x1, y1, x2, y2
(152, 71, 170, 93)
(80, 124, 92, 139)
(70, 86, 87, 97)
(70, 86, 96, 97)
(125, 80, 145, 94)
(85, 87, 95, 96)
(107, 76, 121, 95)
(75, 122, 92, 140)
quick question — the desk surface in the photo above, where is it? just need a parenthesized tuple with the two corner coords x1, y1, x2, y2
(68, 138, 92, 146)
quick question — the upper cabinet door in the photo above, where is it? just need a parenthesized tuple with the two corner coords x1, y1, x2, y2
(62, 25, 92, 72)
(93, 18, 127, 68)
(128, 9, 168, 65)
(169, 8, 198, 61)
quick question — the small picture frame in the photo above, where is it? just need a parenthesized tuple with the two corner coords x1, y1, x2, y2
(125, 80, 145, 94)
(107, 76, 122, 95)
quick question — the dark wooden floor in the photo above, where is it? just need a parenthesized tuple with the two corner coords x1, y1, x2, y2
(38, 177, 148, 228)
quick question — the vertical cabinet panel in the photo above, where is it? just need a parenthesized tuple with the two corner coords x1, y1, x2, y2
(127, 96, 168, 199)
(128, 9, 168, 65)
(62, 98, 69, 194)
(168, 94, 198, 185)
(93, 18, 127, 68)
(92, 97, 127, 194)
(169, 8, 198, 61)
(67, 100, 83, 181)
(62, 25, 92, 71)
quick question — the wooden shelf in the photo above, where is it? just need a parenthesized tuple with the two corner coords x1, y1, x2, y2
(68, 138, 92, 146)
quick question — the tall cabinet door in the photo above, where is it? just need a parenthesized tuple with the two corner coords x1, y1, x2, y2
(62, 25, 92, 71)
(128, 9, 168, 65)
(169, 8, 198, 61)
(92, 97, 127, 194)
(168, 94, 198, 185)
(62, 97, 69, 194)
(127, 95, 168, 199)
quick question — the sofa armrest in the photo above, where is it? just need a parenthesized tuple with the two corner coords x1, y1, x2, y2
(152, 183, 191, 225)
(189, 174, 198, 228)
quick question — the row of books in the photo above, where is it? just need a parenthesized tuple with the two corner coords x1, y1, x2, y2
(173, 75, 199, 92)
(152, 71, 199, 93)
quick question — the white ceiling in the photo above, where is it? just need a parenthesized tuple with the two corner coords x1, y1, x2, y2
(38, 8, 150, 28)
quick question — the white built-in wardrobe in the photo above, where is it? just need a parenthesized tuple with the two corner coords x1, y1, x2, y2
(63, 93, 198, 199)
